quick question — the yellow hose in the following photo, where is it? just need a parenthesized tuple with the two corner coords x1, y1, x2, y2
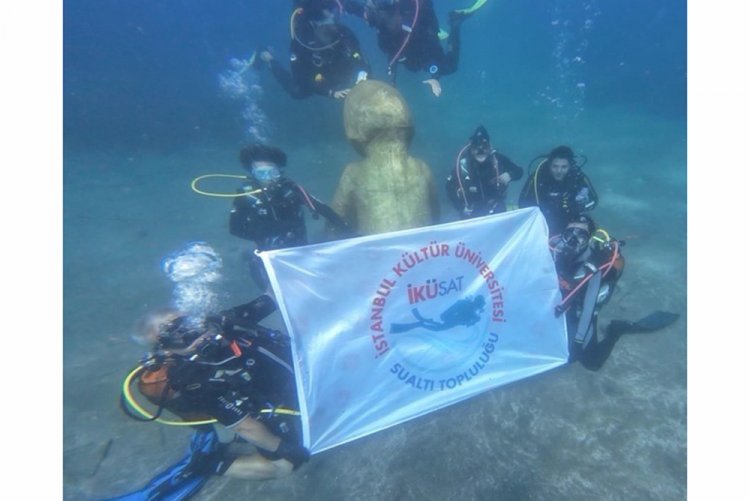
(533, 158, 548, 205)
(592, 228, 611, 243)
(122, 366, 217, 426)
(190, 174, 261, 198)
(122, 366, 300, 426)
(290, 8, 303, 40)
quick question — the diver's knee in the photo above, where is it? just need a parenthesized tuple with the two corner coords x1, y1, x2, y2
(273, 458, 295, 478)
(222, 454, 294, 480)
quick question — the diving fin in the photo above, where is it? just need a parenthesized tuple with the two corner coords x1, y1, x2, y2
(222, 293, 277, 329)
(455, 0, 489, 16)
(607, 311, 680, 336)
(440, 0, 487, 39)
(105, 428, 224, 501)
(247, 50, 258, 70)
(573, 270, 602, 349)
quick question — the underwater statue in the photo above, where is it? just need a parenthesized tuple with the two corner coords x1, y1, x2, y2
(330, 79, 440, 236)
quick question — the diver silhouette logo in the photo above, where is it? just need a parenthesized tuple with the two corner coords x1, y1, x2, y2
(390, 296, 486, 334)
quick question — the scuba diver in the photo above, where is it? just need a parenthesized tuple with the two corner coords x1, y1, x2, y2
(343, 0, 485, 96)
(112, 294, 309, 500)
(551, 215, 678, 371)
(256, 0, 370, 99)
(518, 145, 599, 236)
(229, 143, 351, 289)
(390, 296, 485, 333)
(446, 125, 524, 219)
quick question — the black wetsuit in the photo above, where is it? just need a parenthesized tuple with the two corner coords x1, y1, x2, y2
(152, 322, 304, 465)
(229, 178, 352, 287)
(446, 150, 524, 218)
(518, 164, 598, 236)
(165, 333, 298, 427)
(229, 178, 308, 287)
(552, 236, 624, 371)
(346, 0, 463, 78)
(230, 179, 308, 250)
(270, 13, 369, 98)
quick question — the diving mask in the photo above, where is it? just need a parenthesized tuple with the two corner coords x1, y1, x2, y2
(560, 226, 591, 256)
(471, 141, 490, 161)
(251, 163, 282, 185)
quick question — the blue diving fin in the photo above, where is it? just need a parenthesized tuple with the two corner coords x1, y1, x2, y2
(104, 428, 223, 501)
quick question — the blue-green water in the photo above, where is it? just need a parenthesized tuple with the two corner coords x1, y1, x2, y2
(64, 1, 686, 499)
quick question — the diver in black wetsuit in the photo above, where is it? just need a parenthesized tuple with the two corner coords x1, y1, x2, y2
(229, 144, 350, 288)
(446, 125, 524, 219)
(344, 0, 473, 96)
(552, 215, 680, 370)
(257, 1, 370, 99)
(518, 145, 599, 236)
(551, 215, 625, 370)
(114, 295, 310, 500)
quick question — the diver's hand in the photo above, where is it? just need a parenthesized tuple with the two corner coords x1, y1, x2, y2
(498, 172, 511, 185)
(274, 439, 311, 470)
(574, 187, 592, 212)
(260, 51, 274, 64)
(575, 187, 589, 203)
(355, 71, 368, 84)
(422, 78, 442, 97)
(331, 89, 350, 99)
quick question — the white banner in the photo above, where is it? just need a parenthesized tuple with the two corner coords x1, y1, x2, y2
(259, 207, 568, 454)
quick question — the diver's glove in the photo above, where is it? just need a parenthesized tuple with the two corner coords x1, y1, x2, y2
(574, 187, 590, 208)
(487, 199, 499, 215)
(277, 439, 310, 469)
(574, 187, 595, 212)
(263, 439, 310, 470)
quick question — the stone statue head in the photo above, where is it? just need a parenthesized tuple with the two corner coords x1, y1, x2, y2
(343, 80, 414, 156)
